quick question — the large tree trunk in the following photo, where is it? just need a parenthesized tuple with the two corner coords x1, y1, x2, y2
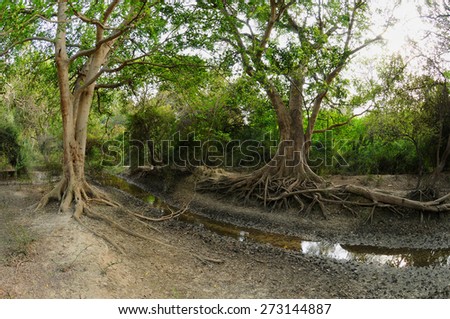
(197, 75, 324, 208)
(254, 79, 323, 187)
(232, 136, 324, 207)
(36, 0, 117, 217)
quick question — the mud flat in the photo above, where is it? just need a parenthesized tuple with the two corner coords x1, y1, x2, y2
(0, 171, 449, 298)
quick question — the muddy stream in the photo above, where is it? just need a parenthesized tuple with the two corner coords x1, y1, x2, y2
(90, 173, 450, 269)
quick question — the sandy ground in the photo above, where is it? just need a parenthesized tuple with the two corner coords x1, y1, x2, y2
(0, 171, 449, 299)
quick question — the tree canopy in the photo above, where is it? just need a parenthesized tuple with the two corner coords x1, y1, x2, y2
(1, 0, 450, 218)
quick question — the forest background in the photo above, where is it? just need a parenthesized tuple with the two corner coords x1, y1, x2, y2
(1, 0, 449, 189)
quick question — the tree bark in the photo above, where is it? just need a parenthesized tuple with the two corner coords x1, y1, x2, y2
(198, 77, 324, 206)
(429, 134, 450, 187)
(262, 77, 323, 184)
(36, 0, 117, 216)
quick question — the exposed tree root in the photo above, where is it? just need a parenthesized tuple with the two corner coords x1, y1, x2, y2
(36, 180, 125, 250)
(35, 178, 223, 263)
(131, 199, 191, 222)
(134, 218, 162, 233)
(74, 215, 126, 255)
(84, 209, 223, 263)
(344, 185, 450, 213)
(197, 171, 450, 220)
(197, 165, 325, 211)
(35, 178, 119, 216)
(86, 210, 157, 242)
(407, 187, 439, 202)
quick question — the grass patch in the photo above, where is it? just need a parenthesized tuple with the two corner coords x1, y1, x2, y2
(0, 221, 35, 265)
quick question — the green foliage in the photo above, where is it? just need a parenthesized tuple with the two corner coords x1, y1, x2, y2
(1, 0, 448, 179)
(187, 0, 376, 109)
(126, 90, 177, 168)
(0, 123, 20, 169)
(124, 72, 280, 169)
(310, 115, 421, 175)
(1, 50, 61, 172)
(176, 77, 245, 142)
(366, 55, 450, 175)
(85, 90, 128, 171)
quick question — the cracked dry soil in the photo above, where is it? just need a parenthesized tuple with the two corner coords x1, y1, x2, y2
(0, 172, 449, 299)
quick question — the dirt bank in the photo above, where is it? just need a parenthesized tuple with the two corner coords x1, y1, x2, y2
(130, 169, 450, 251)
(0, 171, 449, 298)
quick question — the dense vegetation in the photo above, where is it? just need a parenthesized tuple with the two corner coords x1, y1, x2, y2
(2, 65, 448, 177)
(1, 1, 450, 215)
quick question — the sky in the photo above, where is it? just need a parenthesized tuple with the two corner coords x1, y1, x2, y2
(345, 0, 440, 109)
(354, 0, 435, 72)
(373, 0, 429, 56)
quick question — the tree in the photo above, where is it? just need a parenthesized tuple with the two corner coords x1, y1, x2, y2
(0, 0, 177, 217)
(373, 0, 450, 193)
(2, 51, 62, 169)
(192, 0, 450, 215)
(421, 80, 450, 189)
(126, 87, 177, 168)
(367, 57, 433, 177)
(420, 0, 450, 188)
(195, 0, 384, 205)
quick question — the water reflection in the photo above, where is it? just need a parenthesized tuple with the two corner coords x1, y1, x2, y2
(239, 231, 249, 242)
(301, 241, 450, 267)
(95, 173, 450, 268)
(301, 242, 349, 260)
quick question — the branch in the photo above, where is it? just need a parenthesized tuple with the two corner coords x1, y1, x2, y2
(0, 37, 55, 57)
(286, 13, 300, 33)
(73, 68, 107, 93)
(325, 25, 338, 37)
(69, 1, 148, 62)
(220, 0, 253, 75)
(255, 0, 278, 62)
(244, 17, 257, 42)
(255, 0, 293, 62)
(11, 6, 59, 26)
(75, 56, 192, 94)
(343, 1, 358, 50)
(348, 34, 383, 56)
(69, 26, 131, 62)
(103, 0, 121, 23)
(95, 80, 132, 89)
(323, 34, 382, 86)
(318, 0, 323, 32)
(36, 14, 60, 24)
(306, 31, 379, 137)
(68, 2, 108, 30)
(218, 37, 240, 50)
(286, 12, 337, 50)
(313, 109, 369, 134)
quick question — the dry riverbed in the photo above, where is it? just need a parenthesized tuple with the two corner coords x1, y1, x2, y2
(0, 171, 449, 298)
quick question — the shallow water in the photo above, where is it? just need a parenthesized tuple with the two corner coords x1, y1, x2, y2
(96, 173, 450, 268)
